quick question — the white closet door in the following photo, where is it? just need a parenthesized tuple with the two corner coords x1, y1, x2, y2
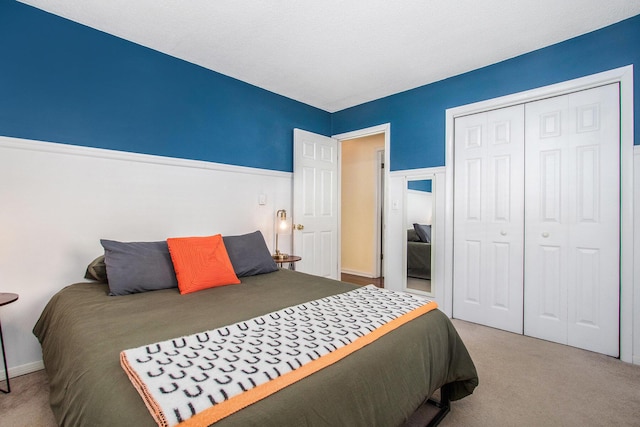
(453, 105, 525, 333)
(524, 84, 620, 356)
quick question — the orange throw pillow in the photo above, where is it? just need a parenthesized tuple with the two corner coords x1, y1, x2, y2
(167, 235, 240, 295)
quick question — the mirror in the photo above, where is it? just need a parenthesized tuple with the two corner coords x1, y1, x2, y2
(405, 178, 433, 295)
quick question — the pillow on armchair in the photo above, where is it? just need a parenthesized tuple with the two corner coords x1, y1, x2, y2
(413, 223, 432, 243)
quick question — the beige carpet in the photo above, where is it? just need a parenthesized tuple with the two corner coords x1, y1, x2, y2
(441, 319, 640, 426)
(2, 319, 639, 426)
(0, 368, 56, 426)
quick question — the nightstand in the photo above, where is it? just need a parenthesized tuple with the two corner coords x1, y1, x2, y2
(0, 292, 18, 393)
(274, 255, 302, 271)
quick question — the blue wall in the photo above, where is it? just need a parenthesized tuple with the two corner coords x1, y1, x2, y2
(0, 1, 330, 172)
(332, 14, 640, 171)
(2, 2, 638, 173)
(408, 180, 432, 193)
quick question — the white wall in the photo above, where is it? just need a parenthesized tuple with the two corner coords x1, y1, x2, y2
(385, 175, 405, 294)
(3, 135, 636, 373)
(406, 189, 432, 226)
(0, 136, 292, 377)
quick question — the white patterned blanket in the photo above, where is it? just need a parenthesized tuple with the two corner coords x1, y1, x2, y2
(120, 285, 437, 427)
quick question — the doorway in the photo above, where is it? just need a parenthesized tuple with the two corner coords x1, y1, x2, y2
(291, 125, 390, 282)
(339, 134, 384, 284)
(332, 123, 391, 287)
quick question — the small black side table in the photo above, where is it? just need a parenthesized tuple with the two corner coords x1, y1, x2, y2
(0, 293, 18, 393)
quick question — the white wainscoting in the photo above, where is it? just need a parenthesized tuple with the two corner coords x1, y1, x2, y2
(0, 136, 292, 377)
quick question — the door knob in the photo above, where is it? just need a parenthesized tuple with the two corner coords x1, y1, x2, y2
(294, 224, 304, 231)
(500, 230, 507, 236)
(542, 232, 549, 238)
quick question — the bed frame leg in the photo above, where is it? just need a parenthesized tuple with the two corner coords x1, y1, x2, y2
(425, 383, 451, 427)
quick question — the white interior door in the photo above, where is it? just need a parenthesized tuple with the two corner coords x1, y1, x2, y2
(524, 84, 620, 356)
(453, 105, 525, 333)
(293, 128, 339, 279)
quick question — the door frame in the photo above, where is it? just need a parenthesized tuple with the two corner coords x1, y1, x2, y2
(444, 65, 634, 363)
(333, 123, 391, 281)
(375, 148, 385, 277)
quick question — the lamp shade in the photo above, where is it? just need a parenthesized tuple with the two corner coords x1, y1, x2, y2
(273, 209, 290, 259)
(276, 209, 291, 235)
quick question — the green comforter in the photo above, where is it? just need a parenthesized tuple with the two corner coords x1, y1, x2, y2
(33, 269, 477, 426)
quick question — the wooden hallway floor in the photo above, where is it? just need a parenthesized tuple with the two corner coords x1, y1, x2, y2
(341, 273, 384, 288)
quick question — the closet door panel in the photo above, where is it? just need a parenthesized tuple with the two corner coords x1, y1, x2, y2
(465, 158, 483, 220)
(539, 149, 562, 223)
(534, 244, 567, 343)
(566, 84, 620, 356)
(574, 248, 600, 325)
(485, 106, 525, 331)
(454, 113, 488, 324)
(490, 241, 512, 309)
(524, 93, 569, 341)
(524, 93, 571, 343)
(462, 240, 483, 304)
(524, 84, 619, 356)
(453, 105, 524, 333)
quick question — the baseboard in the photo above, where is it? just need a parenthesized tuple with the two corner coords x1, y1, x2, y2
(341, 269, 375, 278)
(0, 360, 44, 380)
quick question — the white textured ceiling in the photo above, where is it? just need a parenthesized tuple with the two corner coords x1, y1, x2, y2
(18, 0, 640, 112)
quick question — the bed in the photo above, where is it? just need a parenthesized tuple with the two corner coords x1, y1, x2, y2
(33, 234, 477, 427)
(407, 228, 431, 280)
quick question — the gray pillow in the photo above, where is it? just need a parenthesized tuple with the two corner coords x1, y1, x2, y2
(413, 223, 432, 243)
(223, 231, 278, 277)
(100, 239, 178, 296)
(407, 229, 421, 242)
(84, 255, 108, 282)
